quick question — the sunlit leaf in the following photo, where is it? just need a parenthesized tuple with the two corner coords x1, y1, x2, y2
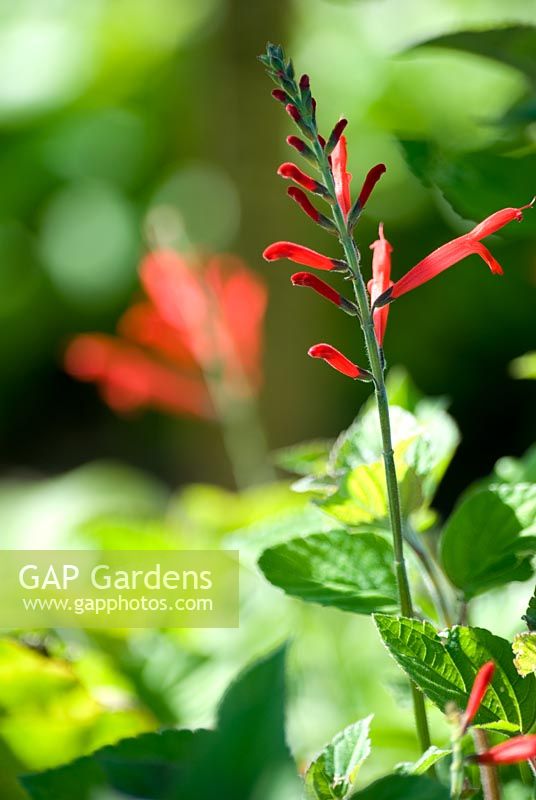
(375, 615, 536, 733)
(259, 530, 398, 614)
(304, 715, 372, 800)
(439, 484, 536, 597)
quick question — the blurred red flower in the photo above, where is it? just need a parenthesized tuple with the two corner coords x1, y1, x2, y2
(65, 250, 267, 418)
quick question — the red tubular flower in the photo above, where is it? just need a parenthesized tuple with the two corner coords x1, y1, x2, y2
(67, 251, 267, 418)
(263, 241, 347, 272)
(288, 187, 321, 222)
(462, 661, 495, 732)
(118, 301, 197, 368)
(357, 163, 386, 210)
(291, 272, 341, 306)
(292, 272, 358, 315)
(287, 187, 334, 231)
(368, 223, 393, 346)
(65, 335, 213, 418)
(299, 74, 310, 91)
(308, 343, 368, 380)
(277, 162, 326, 195)
(375, 201, 534, 307)
(474, 735, 536, 765)
(331, 135, 352, 216)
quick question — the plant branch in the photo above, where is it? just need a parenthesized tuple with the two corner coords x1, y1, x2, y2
(310, 137, 434, 764)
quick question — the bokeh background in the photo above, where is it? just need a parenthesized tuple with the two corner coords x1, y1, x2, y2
(1, 0, 534, 504)
(0, 0, 535, 798)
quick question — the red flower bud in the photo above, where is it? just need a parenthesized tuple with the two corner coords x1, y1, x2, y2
(462, 661, 495, 732)
(263, 242, 347, 272)
(288, 186, 322, 223)
(357, 163, 386, 210)
(326, 118, 348, 154)
(287, 135, 307, 152)
(272, 88, 288, 104)
(286, 103, 301, 124)
(277, 162, 326, 195)
(474, 735, 536, 765)
(292, 272, 358, 316)
(286, 136, 315, 164)
(308, 343, 368, 380)
(291, 272, 341, 306)
(299, 74, 310, 91)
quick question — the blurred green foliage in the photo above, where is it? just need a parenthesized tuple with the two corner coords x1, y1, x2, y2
(1, 0, 536, 797)
(0, 0, 532, 502)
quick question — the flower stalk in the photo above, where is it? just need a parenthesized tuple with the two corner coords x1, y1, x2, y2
(260, 42, 434, 761)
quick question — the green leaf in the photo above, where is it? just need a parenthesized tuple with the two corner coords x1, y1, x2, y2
(304, 716, 372, 800)
(401, 140, 536, 239)
(322, 400, 458, 526)
(318, 439, 425, 527)
(396, 746, 451, 776)
(227, 505, 338, 558)
(439, 484, 536, 597)
(348, 774, 449, 800)
(22, 647, 300, 800)
(272, 440, 334, 476)
(259, 530, 398, 614)
(375, 615, 536, 733)
(523, 583, 536, 630)
(512, 632, 536, 677)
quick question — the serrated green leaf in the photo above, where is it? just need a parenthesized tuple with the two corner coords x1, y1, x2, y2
(272, 440, 334, 477)
(374, 615, 536, 733)
(396, 745, 451, 776)
(513, 632, 536, 677)
(304, 716, 372, 800)
(348, 773, 449, 800)
(22, 647, 299, 800)
(440, 484, 536, 598)
(259, 530, 398, 614)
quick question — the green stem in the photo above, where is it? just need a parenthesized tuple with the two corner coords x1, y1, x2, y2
(312, 139, 434, 762)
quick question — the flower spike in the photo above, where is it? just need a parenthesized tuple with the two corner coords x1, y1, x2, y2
(287, 187, 336, 231)
(375, 201, 534, 308)
(291, 272, 358, 315)
(331, 135, 352, 216)
(472, 735, 536, 765)
(462, 661, 495, 733)
(277, 162, 327, 195)
(308, 343, 371, 380)
(368, 223, 393, 346)
(263, 241, 347, 272)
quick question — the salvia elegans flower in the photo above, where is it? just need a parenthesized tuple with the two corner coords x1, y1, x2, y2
(65, 251, 267, 417)
(375, 201, 534, 308)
